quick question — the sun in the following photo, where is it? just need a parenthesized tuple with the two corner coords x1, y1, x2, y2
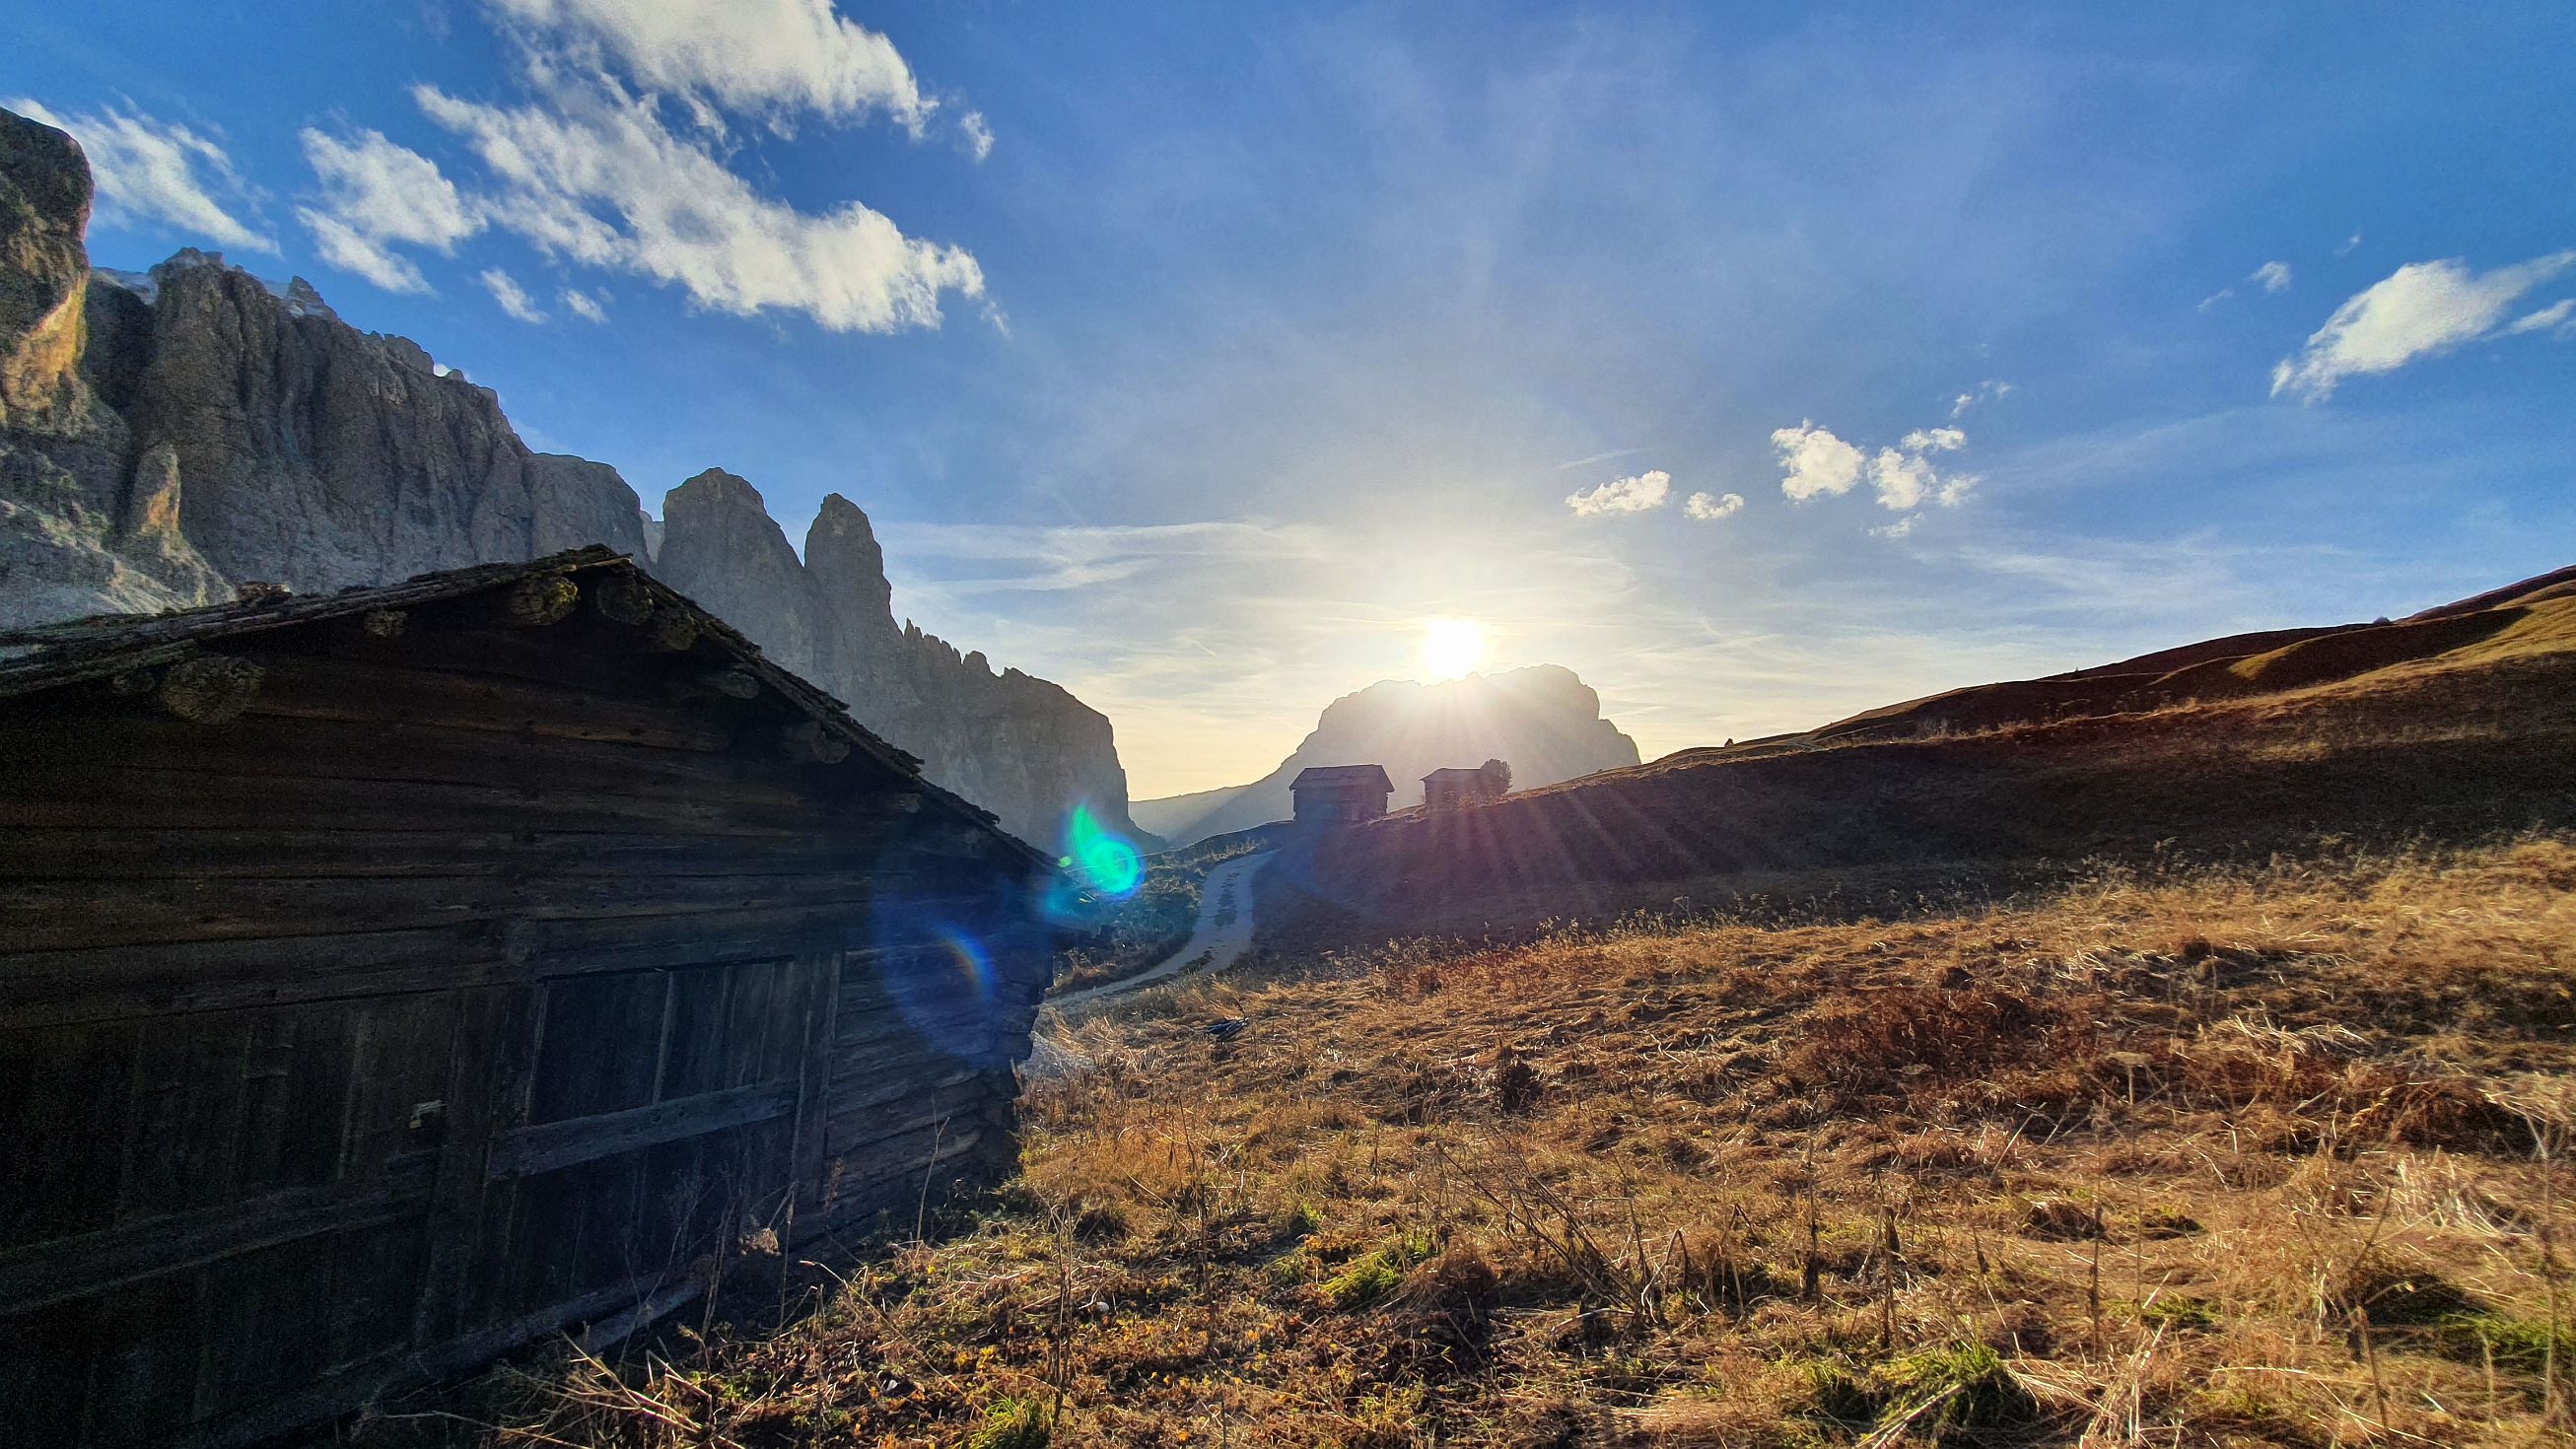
(1421, 618, 1486, 680)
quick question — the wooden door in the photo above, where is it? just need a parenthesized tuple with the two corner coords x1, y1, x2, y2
(442, 952, 835, 1342)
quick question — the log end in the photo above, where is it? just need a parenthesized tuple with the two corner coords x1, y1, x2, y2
(502, 576, 579, 627)
(157, 655, 265, 724)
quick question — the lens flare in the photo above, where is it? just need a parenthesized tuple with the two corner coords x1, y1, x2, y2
(1060, 803, 1144, 898)
(934, 929, 999, 1006)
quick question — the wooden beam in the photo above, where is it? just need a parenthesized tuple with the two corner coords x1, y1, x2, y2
(156, 654, 265, 724)
(0, 1169, 434, 1316)
(486, 1081, 798, 1178)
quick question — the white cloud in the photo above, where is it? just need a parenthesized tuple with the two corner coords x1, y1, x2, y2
(2336, 232, 2362, 257)
(2507, 298, 2574, 336)
(1948, 380, 2011, 418)
(1683, 491, 1744, 521)
(479, 266, 546, 321)
(960, 110, 994, 163)
(2271, 249, 2576, 400)
(1782, 419, 1977, 515)
(1566, 468, 1672, 517)
(10, 98, 273, 253)
(1871, 516, 1917, 539)
(2250, 260, 2292, 294)
(296, 127, 483, 294)
(1867, 447, 1936, 510)
(2197, 288, 2235, 313)
(560, 286, 609, 322)
(1771, 423, 1866, 501)
(481, 0, 934, 133)
(415, 78, 983, 333)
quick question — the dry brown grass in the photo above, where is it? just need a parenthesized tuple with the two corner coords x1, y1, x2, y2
(373, 836, 2576, 1447)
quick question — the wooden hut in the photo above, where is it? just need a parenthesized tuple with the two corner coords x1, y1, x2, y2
(0, 548, 1060, 1447)
(1422, 761, 1510, 811)
(1289, 764, 1392, 825)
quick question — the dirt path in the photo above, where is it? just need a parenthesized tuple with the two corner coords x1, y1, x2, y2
(1049, 852, 1272, 1012)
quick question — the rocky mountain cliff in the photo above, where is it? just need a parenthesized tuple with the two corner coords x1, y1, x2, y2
(0, 105, 1135, 847)
(1133, 664, 1640, 847)
(648, 469, 1135, 846)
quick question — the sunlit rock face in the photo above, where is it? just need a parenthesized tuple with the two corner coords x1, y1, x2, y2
(0, 107, 228, 624)
(1133, 665, 1642, 847)
(0, 104, 1139, 849)
(649, 473, 1140, 847)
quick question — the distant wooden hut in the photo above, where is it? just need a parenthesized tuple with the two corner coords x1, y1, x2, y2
(1423, 760, 1511, 811)
(0, 547, 1058, 1448)
(1289, 764, 1393, 825)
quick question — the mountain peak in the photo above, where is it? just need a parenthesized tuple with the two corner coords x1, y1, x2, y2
(1133, 662, 1638, 846)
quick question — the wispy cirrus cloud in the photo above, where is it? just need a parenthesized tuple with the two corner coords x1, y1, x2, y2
(478, 266, 546, 321)
(10, 98, 273, 253)
(2272, 250, 2576, 400)
(296, 127, 482, 293)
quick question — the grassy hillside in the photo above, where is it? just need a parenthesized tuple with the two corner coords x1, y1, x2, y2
(1258, 583, 2576, 952)
(378, 834, 2576, 1446)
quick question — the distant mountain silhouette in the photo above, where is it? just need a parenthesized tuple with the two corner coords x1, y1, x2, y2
(1133, 664, 1639, 847)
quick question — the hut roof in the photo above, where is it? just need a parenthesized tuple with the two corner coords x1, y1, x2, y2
(0, 545, 1055, 869)
(1291, 764, 1393, 793)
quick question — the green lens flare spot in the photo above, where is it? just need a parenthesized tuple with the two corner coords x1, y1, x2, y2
(1063, 805, 1143, 897)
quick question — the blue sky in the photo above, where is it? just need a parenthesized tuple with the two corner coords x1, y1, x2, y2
(9, 2, 2575, 795)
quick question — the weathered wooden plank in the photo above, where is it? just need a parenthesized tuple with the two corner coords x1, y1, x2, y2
(492, 1081, 799, 1180)
(526, 968, 671, 1127)
(0, 1018, 135, 1254)
(0, 1168, 435, 1316)
(0, 893, 1012, 1030)
(0, 867, 892, 952)
(414, 984, 535, 1346)
(823, 1075, 999, 1157)
(831, 1060, 983, 1120)
(0, 709, 879, 812)
(786, 954, 838, 1237)
(805, 1123, 988, 1235)
(117, 1010, 254, 1220)
(0, 766, 829, 836)
(238, 652, 734, 751)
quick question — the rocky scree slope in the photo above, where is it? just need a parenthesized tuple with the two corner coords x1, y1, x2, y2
(0, 105, 1134, 845)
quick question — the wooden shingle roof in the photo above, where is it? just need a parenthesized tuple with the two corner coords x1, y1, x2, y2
(0, 546, 1055, 869)
(1291, 763, 1393, 793)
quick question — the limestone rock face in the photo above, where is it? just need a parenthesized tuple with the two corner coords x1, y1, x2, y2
(648, 475, 1139, 847)
(120, 250, 649, 588)
(0, 108, 226, 626)
(1133, 664, 1641, 847)
(0, 103, 1138, 849)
